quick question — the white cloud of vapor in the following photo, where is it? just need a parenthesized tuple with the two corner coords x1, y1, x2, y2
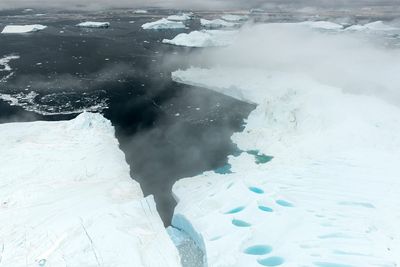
(189, 23, 400, 105)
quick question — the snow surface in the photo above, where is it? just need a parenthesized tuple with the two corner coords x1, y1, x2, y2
(1, 24, 47, 34)
(76, 21, 110, 28)
(142, 18, 186, 30)
(171, 67, 400, 266)
(0, 112, 181, 267)
(200, 19, 237, 29)
(162, 30, 237, 48)
(221, 14, 248, 22)
(346, 21, 398, 31)
(167, 13, 192, 21)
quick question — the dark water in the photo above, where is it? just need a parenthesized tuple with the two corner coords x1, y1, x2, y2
(0, 9, 254, 225)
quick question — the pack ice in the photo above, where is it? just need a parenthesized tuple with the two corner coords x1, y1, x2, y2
(1, 24, 47, 34)
(0, 112, 180, 267)
(170, 23, 400, 266)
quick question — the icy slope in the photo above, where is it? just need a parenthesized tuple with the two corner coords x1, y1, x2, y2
(171, 67, 400, 266)
(1, 24, 47, 34)
(0, 112, 180, 267)
(163, 30, 237, 48)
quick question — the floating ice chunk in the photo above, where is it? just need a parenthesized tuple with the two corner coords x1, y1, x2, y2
(346, 21, 398, 31)
(162, 30, 237, 47)
(134, 9, 148, 14)
(141, 18, 186, 30)
(297, 21, 343, 30)
(1, 24, 47, 34)
(221, 14, 248, 22)
(167, 13, 192, 21)
(0, 54, 20, 72)
(200, 18, 237, 29)
(76, 21, 110, 28)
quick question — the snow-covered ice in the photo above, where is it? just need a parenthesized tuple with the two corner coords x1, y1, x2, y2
(221, 14, 248, 22)
(1, 24, 47, 34)
(171, 66, 400, 266)
(200, 18, 237, 29)
(76, 21, 110, 28)
(346, 21, 398, 31)
(0, 112, 181, 267)
(163, 30, 237, 47)
(167, 13, 192, 21)
(141, 18, 186, 30)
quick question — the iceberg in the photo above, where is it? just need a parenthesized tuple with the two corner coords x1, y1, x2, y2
(162, 30, 237, 47)
(167, 13, 192, 21)
(346, 21, 398, 31)
(171, 66, 400, 266)
(134, 9, 148, 14)
(221, 14, 248, 22)
(200, 18, 237, 29)
(76, 21, 110, 28)
(1, 24, 47, 34)
(0, 112, 181, 267)
(297, 20, 343, 30)
(141, 18, 186, 30)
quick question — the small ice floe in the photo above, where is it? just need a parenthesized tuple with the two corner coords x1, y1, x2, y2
(0, 55, 20, 72)
(167, 13, 192, 21)
(162, 30, 237, 47)
(76, 21, 110, 28)
(134, 9, 148, 14)
(141, 18, 186, 30)
(250, 8, 264, 13)
(1, 24, 47, 34)
(200, 18, 237, 29)
(346, 21, 398, 31)
(297, 21, 343, 30)
(221, 14, 248, 22)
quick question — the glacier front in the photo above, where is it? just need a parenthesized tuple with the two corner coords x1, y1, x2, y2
(171, 64, 400, 266)
(0, 112, 180, 267)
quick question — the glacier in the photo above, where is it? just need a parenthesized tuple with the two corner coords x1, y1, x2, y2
(169, 22, 400, 266)
(1, 24, 47, 34)
(0, 112, 181, 267)
(162, 30, 237, 48)
(171, 66, 400, 267)
(142, 18, 186, 30)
